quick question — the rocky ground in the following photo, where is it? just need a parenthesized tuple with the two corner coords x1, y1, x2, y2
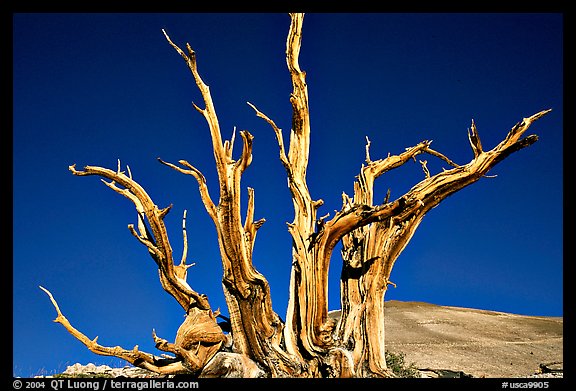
(38, 300, 563, 379)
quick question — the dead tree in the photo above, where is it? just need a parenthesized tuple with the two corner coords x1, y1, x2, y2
(41, 13, 550, 378)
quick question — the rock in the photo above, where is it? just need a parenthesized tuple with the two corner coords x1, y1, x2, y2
(529, 362, 563, 377)
(539, 362, 563, 373)
(57, 363, 161, 378)
(418, 368, 474, 378)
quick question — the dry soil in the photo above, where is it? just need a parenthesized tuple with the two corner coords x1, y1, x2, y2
(374, 300, 562, 378)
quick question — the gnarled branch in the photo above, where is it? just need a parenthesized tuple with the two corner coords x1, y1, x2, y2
(334, 108, 551, 376)
(40, 286, 190, 375)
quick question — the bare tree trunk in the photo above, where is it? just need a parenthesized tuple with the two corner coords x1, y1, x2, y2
(41, 13, 550, 378)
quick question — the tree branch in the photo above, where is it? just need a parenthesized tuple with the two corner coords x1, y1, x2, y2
(69, 163, 210, 311)
(247, 102, 290, 170)
(468, 119, 483, 158)
(157, 158, 217, 222)
(40, 286, 189, 375)
(162, 29, 225, 168)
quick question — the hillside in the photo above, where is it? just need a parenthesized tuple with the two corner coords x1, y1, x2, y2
(330, 300, 562, 378)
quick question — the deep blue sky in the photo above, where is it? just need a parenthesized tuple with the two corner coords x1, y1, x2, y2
(12, 13, 563, 377)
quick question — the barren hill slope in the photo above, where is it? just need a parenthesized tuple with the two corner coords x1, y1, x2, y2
(331, 300, 562, 378)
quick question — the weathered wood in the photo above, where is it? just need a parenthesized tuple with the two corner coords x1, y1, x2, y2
(41, 13, 550, 378)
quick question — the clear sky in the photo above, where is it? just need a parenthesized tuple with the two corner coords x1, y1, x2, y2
(12, 12, 563, 377)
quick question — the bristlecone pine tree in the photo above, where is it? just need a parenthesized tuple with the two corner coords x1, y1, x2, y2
(41, 13, 551, 378)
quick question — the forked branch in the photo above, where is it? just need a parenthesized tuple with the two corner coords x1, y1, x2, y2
(68, 163, 209, 311)
(334, 108, 550, 376)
